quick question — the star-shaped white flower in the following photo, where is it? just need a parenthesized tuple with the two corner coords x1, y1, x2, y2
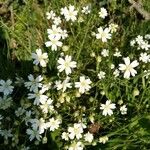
(55, 77, 72, 92)
(61, 5, 78, 22)
(45, 36, 62, 51)
(84, 132, 94, 143)
(99, 136, 109, 144)
(28, 89, 48, 105)
(119, 57, 139, 79)
(68, 142, 84, 150)
(96, 27, 111, 42)
(46, 10, 56, 20)
(46, 117, 61, 131)
(61, 132, 69, 141)
(139, 52, 150, 63)
(0, 79, 14, 96)
(68, 123, 84, 140)
(40, 98, 54, 114)
(57, 55, 77, 75)
(24, 74, 43, 92)
(47, 25, 62, 39)
(120, 105, 127, 115)
(100, 100, 116, 116)
(75, 76, 92, 94)
(31, 49, 48, 67)
(26, 128, 41, 141)
(98, 71, 106, 79)
(99, 7, 108, 19)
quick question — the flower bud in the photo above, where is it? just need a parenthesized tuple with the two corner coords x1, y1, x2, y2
(133, 88, 139, 97)
(97, 56, 102, 62)
(42, 137, 47, 144)
(62, 45, 69, 52)
(90, 52, 96, 57)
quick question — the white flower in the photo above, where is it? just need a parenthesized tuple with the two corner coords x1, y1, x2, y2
(130, 40, 136, 47)
(99, 8, 108, 19)
(61, 5, 78, 22)
(53, 16, 62, 26)
(99, 136, 109, 144)
(55, 77, 72, 92)
(140, 41, 150, 50)
(84, 132, 94, 143)
(79, 122, 87, 129)
(0, 129, 13, 140)
(46, 117, 61, 131)
(100, 100, 116, 116)
(113, 50, 122, 57)
(75, 76, 92, 94)
(28, 89, 48, 105)
(31, 49, 48, 67)
(109, 23, 118, 33)
(110, 64, 115, 69)
(57, 55, 77, 75)
(30, 118, 47, 134)
(120, 105, 127, 115)
(47, 25, 62, 39)
(101, 49, 109, 57)
(119, 57, 139, 79)
(46, 10, 56, 20)
(0, 79, 14, 96)
(60, 29, 68, 39)
(40, 98, 54, 114)
(98, 71, 106, 79)
(113, 69, 120, 77)
(136, 35, 144, 45)
(26, 128, 41, 141)
(68, 123, 84, 140)
(37, 118, 47, 134)
(96, 27, 111, 42)
(45, 36, 62, 51)
(145, 34, 150, 39)
(139, 52, 150, 63)
(69, 142, 84, 150)
(61, 132, 69, 141)
(24, 74, 43, 92)
(60, 7, 68, 15)
(143, 70, 150, 79)
(40, 83, 51, 93)
(82, 5, 91, 14)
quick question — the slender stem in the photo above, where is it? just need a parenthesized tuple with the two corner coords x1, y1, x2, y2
(76, 16, 93, 60)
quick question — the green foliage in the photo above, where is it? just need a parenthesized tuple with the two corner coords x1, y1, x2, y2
(0, 0, 150, 149)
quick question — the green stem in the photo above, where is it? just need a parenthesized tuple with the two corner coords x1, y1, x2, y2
(76, 16, 93, 60)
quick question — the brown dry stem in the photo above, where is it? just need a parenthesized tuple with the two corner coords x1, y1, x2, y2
(128, 0, 150, 20)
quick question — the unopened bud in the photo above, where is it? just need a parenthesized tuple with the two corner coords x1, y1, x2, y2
(42, 137, 47, 144)
(133, 88, 139, 96)
(97, 56, 102, 62)
(62, 45, 69, 52)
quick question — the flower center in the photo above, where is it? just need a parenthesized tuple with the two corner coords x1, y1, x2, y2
(64, 62, 70, 68)
(81, 81, 86, 87)
(101, 32, 107, 38)
(126, 65, 132, 71)
(52, 39, 57, 44)
(4, 84, 9, 89)
(104, 105, 110, 111)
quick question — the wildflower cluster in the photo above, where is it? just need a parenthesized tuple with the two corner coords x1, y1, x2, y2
(0, 3, 150, 150)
